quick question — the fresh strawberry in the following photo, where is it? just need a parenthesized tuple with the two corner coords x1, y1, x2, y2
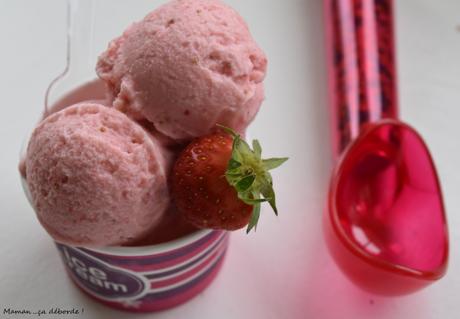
(171, 126, 287, 232)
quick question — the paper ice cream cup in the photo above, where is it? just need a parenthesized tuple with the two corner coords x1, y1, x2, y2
(21, 177, 229, 312)
(56, 230, 229, 312)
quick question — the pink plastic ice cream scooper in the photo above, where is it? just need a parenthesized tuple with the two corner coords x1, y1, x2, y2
(323, 0, 449, 295)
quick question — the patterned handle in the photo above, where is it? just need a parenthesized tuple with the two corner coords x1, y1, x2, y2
(324, 0, 398, 158)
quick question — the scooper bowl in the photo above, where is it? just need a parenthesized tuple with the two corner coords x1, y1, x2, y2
(325, 120, 448, 295)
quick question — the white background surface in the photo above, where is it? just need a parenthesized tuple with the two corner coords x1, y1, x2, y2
(1, 0, 459, 318)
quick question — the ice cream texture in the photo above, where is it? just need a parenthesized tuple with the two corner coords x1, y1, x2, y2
(97, 0, 267, 141)
(25, 103, 170, 246)
(22, 0, 268, 247)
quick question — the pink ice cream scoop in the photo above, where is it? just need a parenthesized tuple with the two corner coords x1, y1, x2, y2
(96, 0, 267, 141)
(25, 103, 170, 246)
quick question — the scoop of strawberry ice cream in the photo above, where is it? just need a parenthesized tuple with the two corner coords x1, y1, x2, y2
(96, 0, 267, 141)
(25, 103, 170, 247)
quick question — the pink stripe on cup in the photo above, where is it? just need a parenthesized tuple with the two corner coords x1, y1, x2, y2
(105, 232, 225, 272)
(149, 240, 226, 290)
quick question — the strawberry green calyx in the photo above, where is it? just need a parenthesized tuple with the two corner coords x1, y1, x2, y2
(217, 125, 288, 233)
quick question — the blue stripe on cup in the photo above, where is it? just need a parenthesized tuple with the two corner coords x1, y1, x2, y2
(141, 247, 227, 301)
(144, 233, 227, 279)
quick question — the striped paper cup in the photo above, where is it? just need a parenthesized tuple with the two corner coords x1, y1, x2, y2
(21, 177, 229, 312)
(56, 230, 229, 312)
